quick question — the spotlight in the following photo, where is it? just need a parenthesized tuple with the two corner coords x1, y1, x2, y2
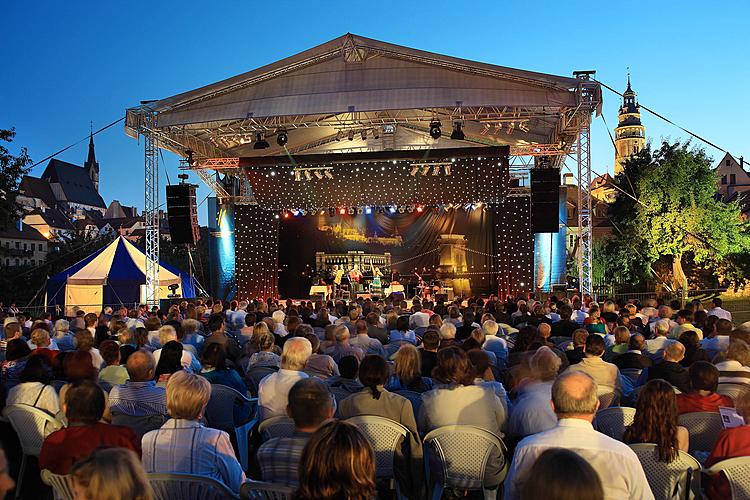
(304, 171, 312, 181)
(398, 206, 405, 214)
(507, 122, 515, 134)
(365, 206, 372, 214)
(335, 131, 343, 141)
(276, 129, 288, 147)
(429, 120, 442, 139)
(253, 132, 270, 149)
(410, 166, 419, 176)
(377, 206, 385, 214)
(450, 122, 465, 140)
(314, 171, 324, 180)
(283, 212, 290, 219)
(324, 170, 334, 180)
(339, 208, 346, 215)
(320, 210, 326, 215)
(361, 130, 368, 141)
(328, 207, 336, 217)
(432, 166, 440, 176)
(421, 166, 431, 175)
(347, 206, 354, 215)
(348, 130, 355, 141)
(416, 205, 423, 213)
(356, 207, 363, 215)
(373, 128, 379, 139)
(406, 205, 414, 213)
(389, 206, 397, 214)
(294, 170, 302, 182)
(444, 164, 451, 175)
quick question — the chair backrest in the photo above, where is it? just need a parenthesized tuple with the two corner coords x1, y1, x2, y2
(620, 368, 643, 383)
(345, 415, 409, 479)
(677, 412, 724, 455)
(704, 456, 750, 500)
(246, 366, 278, 397)
(394, 390, 423, 420)
(595, 406, 636, 441)
(597, 391, 618, 410)
(40, 469, 74, 500)
(716, 383, 748, 402)
(258, 416, 296, 441)
(98, 380, 113, 393)
(3, 404, 62, 456)
(628, 443, 701, 500)
(240, 480, 295, 500)
(423, 425, 505, 491)
(148, 473, 239, 500)
(204, 384, 255, 431)
(111, 413, 167, 440)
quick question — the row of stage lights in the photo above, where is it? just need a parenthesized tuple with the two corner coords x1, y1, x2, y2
(278, 202, 485, 219)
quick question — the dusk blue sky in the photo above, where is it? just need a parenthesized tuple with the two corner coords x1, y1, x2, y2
(3, 0, 749, 225)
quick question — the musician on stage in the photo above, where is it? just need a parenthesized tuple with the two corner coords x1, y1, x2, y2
(370, 262, 383, 295)
(349, 264, 363, 293)
(332, 265, 344, 298)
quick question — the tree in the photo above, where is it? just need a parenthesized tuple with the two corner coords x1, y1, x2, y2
(606, 140, 750, 290)
(0, 128, 32, 229)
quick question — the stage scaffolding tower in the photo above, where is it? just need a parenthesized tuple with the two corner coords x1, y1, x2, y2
(142, 110, 160, 308)
(574, 72, 598, 299)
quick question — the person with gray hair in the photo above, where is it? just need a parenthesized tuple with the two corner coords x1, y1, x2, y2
(644, 341, 691, 393)
(323, 324, 364, 363)
(482, 319, 507, 363)
(504, 372, 654, 500)
(508, 346, 561, 440)
(258, 337, 313, 420)
(53, 319, 75, 351)
(643, 319, 677, 360)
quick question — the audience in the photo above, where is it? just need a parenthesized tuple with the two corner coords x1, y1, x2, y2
(98, 339, 130, 385)
(508, 346, 560, 440)
(715, 340, 750, 386)
(325, 355, 363, 393)
(676, 361, 734, 413)
(324, 325, 365, 362)
(385, 344, 434, 392)
(705, 387, 750, 499)
(645, 341, 691, 393)
(257, 378, 335, 486)
(612, 334, 652, 370)
(71, 448, 153, 500)
(504, 371, 653, 499)
(520, 448, 604, 500)
(6, 355, 60, 417)
(292, 420, 376, 500)
(564, 335, 620, 396)
(258, 337, 312, 420)
(142, 371, 246, 494)
(39, 380, 140, 474)
(109, 351, 168, 418)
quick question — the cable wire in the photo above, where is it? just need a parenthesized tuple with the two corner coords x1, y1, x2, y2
(30, 117, 125, 169)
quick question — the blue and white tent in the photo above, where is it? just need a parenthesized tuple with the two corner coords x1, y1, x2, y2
(47, 236, 194, 314)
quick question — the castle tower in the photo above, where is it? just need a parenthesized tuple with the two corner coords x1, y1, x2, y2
(84, 123, 100, 190)
(614, 75, 645, 174)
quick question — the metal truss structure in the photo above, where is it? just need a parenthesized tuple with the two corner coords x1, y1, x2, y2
(141, 110, 160, 307)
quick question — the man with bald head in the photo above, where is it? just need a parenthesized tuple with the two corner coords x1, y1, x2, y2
(108, 350, 168, 417)
(504, 372, 654, 500)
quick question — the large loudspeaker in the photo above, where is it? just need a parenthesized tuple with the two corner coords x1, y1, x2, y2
(166, 184, 200, 245)
(531, 168, 561, 233)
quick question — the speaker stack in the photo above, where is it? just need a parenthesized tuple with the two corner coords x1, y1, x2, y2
(166, 183, 200, 245)
(530, 168, 561, 233)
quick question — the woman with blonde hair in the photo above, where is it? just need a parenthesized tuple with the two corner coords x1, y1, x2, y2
(385, 344, 434, 393)
(72, 448, 152, 500)
(293, 420, 376, 500)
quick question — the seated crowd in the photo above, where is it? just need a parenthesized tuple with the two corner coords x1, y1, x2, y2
(0, 294, 747, 499)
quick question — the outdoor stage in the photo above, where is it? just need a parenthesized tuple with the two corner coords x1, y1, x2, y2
(126, 33, 600, 303)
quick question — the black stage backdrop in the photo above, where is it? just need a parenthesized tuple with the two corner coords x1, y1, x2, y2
(279, 208, 497, 298)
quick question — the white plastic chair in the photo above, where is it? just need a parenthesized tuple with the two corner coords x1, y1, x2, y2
(703, 456, 750, 499)
(716, 383, 748, 402)
(258, 416, 296, 441)
(203, 384, 258, 471)
(594, 406, 636, 441)
(240, 480, 295, 499)
(423, 425, 507, 500)
(677, 412, 724, 455)
(148, 473, 239, 500)
(40, 469, 74, 500)
(597, 391, 619, 409)
(628, 443, 701, 500)
(3, 404, 63, 499)
(345, 415, 411, 498)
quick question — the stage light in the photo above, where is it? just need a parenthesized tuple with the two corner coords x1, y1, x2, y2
(348, 206, 354, 215)
(421, 166, 430, 175)
(444, 164, 451, 175)
(304, 171, 312, 181)
(373, 128, 379, 139)
(361, 130, 368, 141)
(283, 212, 290, 219)
(300, 209, 307, 216)
(253, 133, 270, 149)
(324, 170, 334, 179)
(398, 206, 405, 214)
(432, 166, 440, 175)
(320, 209, 326, 215)
(314, 171, 323, 180)
(450, 122, 465, 140)
(274, 214, 280, 219)
(410, 166, 419, 176)
(276, 129, 288, 146)
(328, 208, 336, 217)
(335, 131, 343, 141)
(416, 206, 423, 213)
(270, 171, 276, 176)
(356, 207, 363, 215)
(429, 120, 441, 139)
(339, 208, 346, 215)
(348, 130, 355, 141)
(365, 206, 372, 214)
(377, 206, 385, 214)
(406, 205, 414, 213)
(507, 122, 515, 134)
(389, 206, 397, 214)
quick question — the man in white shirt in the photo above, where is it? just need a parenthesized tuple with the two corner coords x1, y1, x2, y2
(643, 319, 677, 360)
(706, 298, 732, 321)
(702, 319, 733, 359)
(669, 309, 703, 340)
(258, 337, 313, 420)
(508, 347, 559, 439)
(504, 371, 654, 500)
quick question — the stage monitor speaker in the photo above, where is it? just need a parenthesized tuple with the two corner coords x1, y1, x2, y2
(166, 184, 200, 245)
(531, 168, 561, 233)
(435, 293, 448, 302)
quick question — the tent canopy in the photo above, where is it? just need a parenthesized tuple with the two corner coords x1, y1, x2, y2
(126, 33, 599, 159)
(47, 236, 194, 312)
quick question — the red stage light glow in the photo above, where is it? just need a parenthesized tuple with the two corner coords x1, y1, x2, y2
(416, 206, 424, 213)
(339, 208, 346, 215)
(283, 212, 290, 219)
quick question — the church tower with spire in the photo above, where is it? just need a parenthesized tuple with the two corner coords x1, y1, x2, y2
(614, 75, 646, 174)
(84, 123, 100, 191)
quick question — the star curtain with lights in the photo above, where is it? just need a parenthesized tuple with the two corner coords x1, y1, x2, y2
(492, 197, 534, 300)
(235, 205, 280, 299)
